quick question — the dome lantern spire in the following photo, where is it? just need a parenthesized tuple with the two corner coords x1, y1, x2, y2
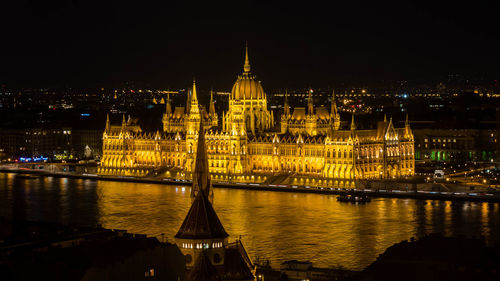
(192, 78, 198, 103)
(243, 42, 251, 73)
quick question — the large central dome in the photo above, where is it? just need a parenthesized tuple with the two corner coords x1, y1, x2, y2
(230, 46, 265, 100)
(231, 73, 265, 100)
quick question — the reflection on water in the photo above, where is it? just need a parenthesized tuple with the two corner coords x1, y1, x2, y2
(1, 172, 499, 270)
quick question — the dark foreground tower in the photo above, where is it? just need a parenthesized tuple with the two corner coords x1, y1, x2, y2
(175, 120, 254, 281)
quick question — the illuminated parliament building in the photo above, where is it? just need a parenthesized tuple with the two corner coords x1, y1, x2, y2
(99, 47, 415, 187)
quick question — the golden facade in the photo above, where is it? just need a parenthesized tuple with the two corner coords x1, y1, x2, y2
(99, 46, 415, 186)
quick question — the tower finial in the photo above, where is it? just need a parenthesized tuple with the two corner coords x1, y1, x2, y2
(244, 42, 251, 73)
(384, 113, 387, 122)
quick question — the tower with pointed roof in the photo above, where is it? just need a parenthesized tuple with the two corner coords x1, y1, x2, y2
(191, 121, 213, 200)
(186, 80, 202, 173)
(176, 121, 229, 267)
(121, 114, 127, 131)
(404, 113, 412, 139)
(175, 122, 254, 281)
(105, 113, 110, 134)
(187, 80, 201, 128)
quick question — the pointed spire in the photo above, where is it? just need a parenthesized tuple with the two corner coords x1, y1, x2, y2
(192, 120, 211, 199)
(350, 114, 356, 130)
(121, 114, 127, 131)
(192, 79, 198, 103)
(405, 113, 412, 138)
(243, 42, 251, 73)
(209, 89, 216, 116)
(105, 113, 110, 133)
(384, 113, 387, 122)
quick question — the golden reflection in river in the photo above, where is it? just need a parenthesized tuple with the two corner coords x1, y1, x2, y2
(1, 173, 500, 270)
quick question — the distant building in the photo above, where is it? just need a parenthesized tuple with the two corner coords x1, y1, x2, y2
(0, 122, 103, 161)
(413, 129, 497, 162)
(0, 127, 72, 160)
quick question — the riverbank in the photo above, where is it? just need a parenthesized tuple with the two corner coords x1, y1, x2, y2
(1, 168, 499, 202)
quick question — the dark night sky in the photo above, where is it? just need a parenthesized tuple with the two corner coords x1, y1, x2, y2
(1, 0, 499, 90)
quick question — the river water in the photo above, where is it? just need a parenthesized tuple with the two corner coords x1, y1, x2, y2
(1, 172, 499, 270)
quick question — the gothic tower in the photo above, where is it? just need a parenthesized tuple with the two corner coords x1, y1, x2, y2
(175, 121, 229, 267)
(186, 80, 202, 173)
